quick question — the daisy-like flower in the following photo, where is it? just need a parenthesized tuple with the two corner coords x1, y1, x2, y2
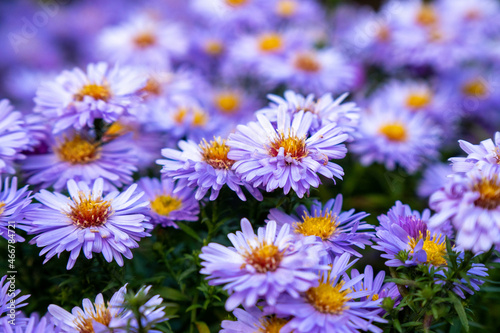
(158, 136, 262, 201)
(22, 132, 137, 191)
(0, 99, 29, 174)
(270, 253, 386, 333)
(0, 275, 29, 319)
(0, 177, 35, 242)
(429, 164, 500, 253)
(373, 201, 448, 267)
(199, 218, 327, 311)
(221, 307, 290, 333)
(26, 178, 152, 269)
(268, 194, 372, 258)
(34, 62, 145, 133)
(227, 108, 348, 198)
(450, 132, 500, 173)
(351, 100, 441, 173)
(97, 14, 187, 69)
(0, 313, 59, 333)
(137, 177, 199, 228)
(258, 90, 360, 139)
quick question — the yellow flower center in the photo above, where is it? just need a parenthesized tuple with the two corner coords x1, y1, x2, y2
(268, 132, 309, 161)
(306, 279, 351, 314)
(243, 241, 284, 273)
(294, 212, 339, 240)
(141, 78, 162, 98)
(406, 92, 431, 110)
(408, 230, 447, 266)
(199, 137, 235, 169)
(225, 0, 247, 7)
(276, 0, 297, 17)
(259, 315, 289, 333)
(293, 52, 321, 73)
(416, 5, 438, 26)
(258, 33, 283, 53)
(193, 109, 208, 127)
(133, 31, 157, 49)
(372, 294, 380, 301)
(204, 39, 224, 55)
(214, 92, 241, 114)
(74, 84, 111, 102)
(173, 107, 209, 127)
(74, 302, 113, 333)
(151, 195, 182, 216)
(379, 122, 407, 142)
(104, 122, 131, 140)
(473, 176, 500, 209)
(56, 135, 100, 165)
(377, 25, 391, 42)
(67, 192, 112, 230)
(0, 202, 5, 216)
(462, 79, 488, 97)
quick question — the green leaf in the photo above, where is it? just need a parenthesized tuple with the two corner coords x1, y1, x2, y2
(195, 321, 210, 333)
(177, 222, 202, 242)
(449, 293, 469, 332)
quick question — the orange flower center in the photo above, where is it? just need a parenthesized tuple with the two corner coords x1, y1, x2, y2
(258, 33, 283, 53)
(214, 92, 241, 114)
(74, 84, 111, 102)
(276, 0, 297, 17)
(199, 137, 235, 169)
(204, 39, 224, 55)
(379, 122, 407, 142)
(293, 53, 321, 72)
(473, 176, 500, 209)
(406, 92, 431, 110)
(416, 5, 438, 26)
(56, 135, 100, 165)
(268, 132, 309, 161)
(68, 192, 112, 230)
(73, 302, 113, 333)
(225, 0, 247, 7)
(462, 79, 488, 97)
(306, 278, 350, 314)
(243, 241, 284, 273)
(151, 195, 182, 216)
(133, 32, 157, 49)
(258, 315, 289, 333)
(294, 212, 339, 240)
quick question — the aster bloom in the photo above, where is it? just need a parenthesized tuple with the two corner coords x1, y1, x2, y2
(429, 164, 500, 253)
(0, 99, 29, 174)
(351, 100, 441, 173)
(137, 177, 199, 228)
(373, 201, 448, 267)
(227, 107, 348, 198)
(34, 62, 145, 133)
(0, 275, 29, 318)
(258, 90, 361, 139)
(450, 132, 500, 173)
(0, 313, 59, 333)
(199, 218, 327, 311)
(268, 194, 372, 258)
(158, 136, 262, 201)
(26, 178, 152, 269)
(270, 253, 386, 333)
(221, 307, 290, 333)
(22, 132, 137, 191)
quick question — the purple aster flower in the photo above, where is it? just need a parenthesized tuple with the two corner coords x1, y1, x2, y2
(137, 177, 199, 228)
(351, 100, 442, 173)
(450, 132, 500, 173)
(373, 201, 448, 267)
(26, 178, 152, 269)
(258, 90, 361, 140)
(0, 313, 60, 333)
(221, 306, 290, 333)
(0, 177, 36, 242)
(227, 108, 348, 198)
(269, 253, 386, 333)
(429, 164, 500, 253)
(158, 136, 262, 201)
(0, 99, 29, 174)
(417, 162, 453, 198)
(0, 275, 29, 319)
(34, 62, 145, 133)
(267, 194, 372, 258)
(22, 132, 137, 191)
(199, 218, 327, 311)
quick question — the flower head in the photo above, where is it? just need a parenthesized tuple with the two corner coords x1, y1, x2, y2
(0, 177, 35, 242)
(221, 307, 290, 333)
(450, 132, 500, 173)
(0, 99, 29, 174)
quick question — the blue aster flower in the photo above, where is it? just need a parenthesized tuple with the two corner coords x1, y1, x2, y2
(0, 99, 29, 174)
(158, 136, 262, 201)
(0, 313, 60, 333)
(268, 194, 372, 258)
(269, 253, 386, 333)
(227, 107, 348, 198)
(221, 307, 290, 333)
(0, 275, 29, 319)
(199, 218, 327, 311)
(26, 178, 152, 269)
(450, 131, 500, 173)
(137, 177, 199, 228)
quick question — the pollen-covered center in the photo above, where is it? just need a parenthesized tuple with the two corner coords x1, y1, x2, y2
(379, 122, 408, 142)
(75, 83, 111, 102)
(204, 39, 224, 55)
(225, 0, 247, 7)
(462, 79, 488, 97)
(416, 5, 438, 26)
(259, 315, 288, 333)
(199, 137, 235, 169)
(68, 192, 112, 230)
(133, 31, 157, 49)
(56, 135, 100, 165)
(306, 279, 351, 314)
(141, 78, 162, 98)
(0, 202, 5, 216)
(74, 302, 112, 333)
(258, 33, 283, 53)
(243, 241, 284, 273)
(408, 230, 447, 266)
(295, 212, 339, 240)
(151, 195, 182, 216)
(268, 132, 309, 161)
(406, 92, 431, 110)
(276, 0, 297, 17)
(293, 53, 321, 73)
(214, 92, 241, 114)
(473, 176, 500, 209)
